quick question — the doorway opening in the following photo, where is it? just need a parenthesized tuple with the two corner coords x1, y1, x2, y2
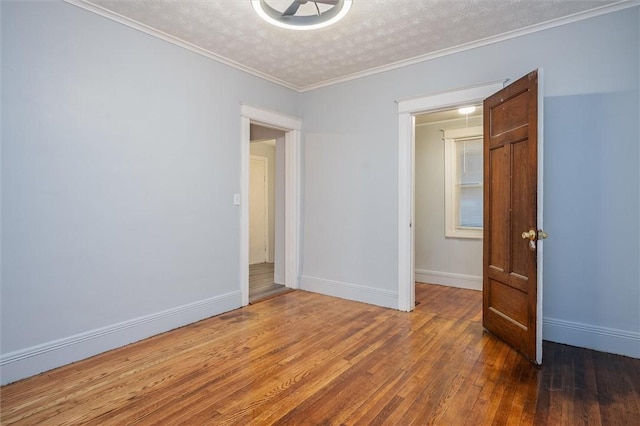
(396, 81, 505, 312)
(413, 106, 484, 294)
(240, 105, 302, 306)
(398, 72, 544, 364)
(249, 127, 286, 302)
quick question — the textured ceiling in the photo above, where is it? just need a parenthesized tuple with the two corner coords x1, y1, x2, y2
(69, 0, 630, 91)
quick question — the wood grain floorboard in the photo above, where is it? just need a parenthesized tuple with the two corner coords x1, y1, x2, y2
(2, 283, 639, 425)
(249, 263, 289, 303)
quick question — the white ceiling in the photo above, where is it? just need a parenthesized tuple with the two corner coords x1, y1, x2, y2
(68, 0, 631, 92)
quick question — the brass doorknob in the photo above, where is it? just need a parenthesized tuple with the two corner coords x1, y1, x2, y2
(521, 229, 548, 240)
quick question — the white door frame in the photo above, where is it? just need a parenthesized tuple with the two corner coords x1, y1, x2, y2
(241, 105, 302, 306)
(396, 80, 506, 312)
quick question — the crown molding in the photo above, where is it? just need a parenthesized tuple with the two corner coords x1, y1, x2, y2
(300, 0, 639, 92)
(65, 0, 638, 93)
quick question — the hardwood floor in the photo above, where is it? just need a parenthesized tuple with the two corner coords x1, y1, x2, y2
(2, 284, 639, 425)
(249, 262, 290, 303)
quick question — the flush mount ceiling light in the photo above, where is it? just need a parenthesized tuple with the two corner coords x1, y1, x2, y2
(251, 0, 353, 31)
(458, 106, 477, 115)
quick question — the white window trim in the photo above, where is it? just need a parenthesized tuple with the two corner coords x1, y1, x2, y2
(444, 126, 483, 239)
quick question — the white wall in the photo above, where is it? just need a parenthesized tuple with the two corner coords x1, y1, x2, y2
(0, 0, 298, 384)
(414, 116, 483, 290)
(250, 142, 276, 262)
(300, 8, 639, 356)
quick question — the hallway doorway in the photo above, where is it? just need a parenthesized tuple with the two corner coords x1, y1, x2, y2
(240, 105, 302, 305)
(248, 127, 288, 303)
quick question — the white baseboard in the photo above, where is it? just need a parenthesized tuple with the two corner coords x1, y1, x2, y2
(543, 317, 640, 359)
(415, 269, 482, 291)
(414, 271, 638, 358)
(0, 291, 242, 385)
(300, 276, 398, 309)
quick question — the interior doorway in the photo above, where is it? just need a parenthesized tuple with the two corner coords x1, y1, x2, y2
(240, 105, 302, 306)
(396, 80, 506, 312)
(413, 106, 484, 293)
(249, 128, 285, 302)
(399, 73, 544, 363)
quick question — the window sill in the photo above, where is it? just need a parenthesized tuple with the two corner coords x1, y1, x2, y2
(445, 227, 483, 239)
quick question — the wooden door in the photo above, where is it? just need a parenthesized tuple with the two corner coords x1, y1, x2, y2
(483, 70, 544, 364)
(249, 155, 268, 265)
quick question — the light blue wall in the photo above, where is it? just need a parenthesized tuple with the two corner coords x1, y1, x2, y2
(300, 8, 639, 354)
(414, 116, 484, 280)
(1, 0, 298, 382)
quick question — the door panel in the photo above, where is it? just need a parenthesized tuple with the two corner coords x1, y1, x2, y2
(488, 145, 509, 271)
(489, 279, 528, 325)
(249, 156, 268, 265)
(483, 70, 542, 364)
(512, 140, 536, 277)
(490, 90, 530, 135)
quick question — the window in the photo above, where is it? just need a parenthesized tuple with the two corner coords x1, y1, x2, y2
(444, 126, 483, 238)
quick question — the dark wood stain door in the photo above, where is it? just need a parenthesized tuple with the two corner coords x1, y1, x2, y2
(483, 70, 542, 364)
